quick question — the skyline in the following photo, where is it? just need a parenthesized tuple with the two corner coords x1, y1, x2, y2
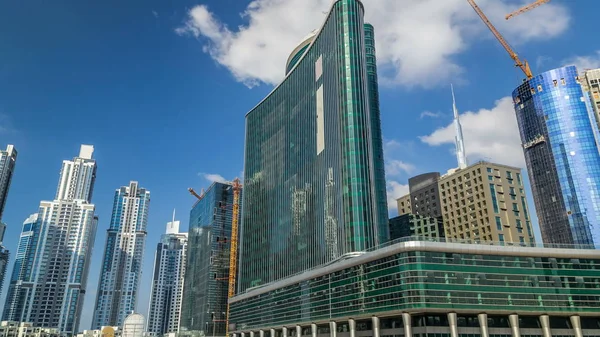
(2, 0, 600, 330)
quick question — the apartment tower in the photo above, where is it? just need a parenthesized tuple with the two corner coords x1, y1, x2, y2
(3, 145, 98, 334)
(513, 65, 600, 247)
(0, 145, 17, 296)
(92, 181, 150, 329)
(147, 214, 187, 335)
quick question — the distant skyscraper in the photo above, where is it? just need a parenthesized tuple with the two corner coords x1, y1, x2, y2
(513, 65, 600, 247)
(581, 68, 600, 131)
(147, 213, 187, 335)
(3, 145, 98, 335)
(238, 0, 388, 293)
(92, 181, 150, 329)
(0, 144, 17, 298)
(451, 85, 468, 169)
(0, 144, 17, 220)
(180, 181, 241, 336)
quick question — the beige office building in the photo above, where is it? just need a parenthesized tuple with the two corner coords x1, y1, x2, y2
(396, 161, 535, 245)
(581, 68, 600, 130)
(439, 162, 534, 244)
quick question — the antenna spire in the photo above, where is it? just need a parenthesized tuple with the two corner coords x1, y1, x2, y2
(452, 84, 468, 170)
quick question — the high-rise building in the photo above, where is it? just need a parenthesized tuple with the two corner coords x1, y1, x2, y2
(438, 162, 534, 244)
(180, 181, 241, 336)
(92, 181, 150, 329)
(451, 85, 468, 170)
(581, 68, 600, 130)
(238, 0, 388, 293)
(396, 162, 535, 245)
(399, 172, 443, 219)
(147, 214, 187, 335)
(513, 65, 600, 247)
(3, 145, 98, 334)
(0, 145, 17, 221)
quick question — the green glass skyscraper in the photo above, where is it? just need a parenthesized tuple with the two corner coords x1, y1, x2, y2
(238, 0, 388, 293)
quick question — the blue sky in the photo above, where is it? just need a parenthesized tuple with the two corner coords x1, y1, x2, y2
(1, 0, 600, 330)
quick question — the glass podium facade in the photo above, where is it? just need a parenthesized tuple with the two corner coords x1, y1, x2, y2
(238, 0, 388, 293)
(512, 66, 600, 248)
(229, 239, 600, 332)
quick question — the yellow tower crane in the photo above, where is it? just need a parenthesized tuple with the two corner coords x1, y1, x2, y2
(467, 0, 533, 79)
(506, 0, 550, 20)
(226, 178, 242, 336)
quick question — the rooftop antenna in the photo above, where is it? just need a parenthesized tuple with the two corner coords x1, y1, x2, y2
(452, 84, 468, 169)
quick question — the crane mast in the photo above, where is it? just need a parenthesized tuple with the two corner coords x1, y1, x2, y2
(506, 0, 550, 20)
(467, 0, 533, 79)
(226, 178, 242, 336)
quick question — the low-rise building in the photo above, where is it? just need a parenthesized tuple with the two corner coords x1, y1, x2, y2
(388, 214, 444, 240)
(229, 239, 600, 337)
(0, 321, 61, 337)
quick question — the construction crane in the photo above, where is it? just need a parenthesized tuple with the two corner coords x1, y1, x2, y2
(188, 187, 204, 200)
(467, 0, 534, 79)
(506, 0, 550, 20)
(226, 178, 242, 336)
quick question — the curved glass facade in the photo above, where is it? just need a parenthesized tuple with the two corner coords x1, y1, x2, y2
(239, 0, 388, 293)
(512, 66, 600, 248)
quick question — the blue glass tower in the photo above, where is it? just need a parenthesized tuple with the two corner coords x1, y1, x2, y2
(513, 65, 600, 248)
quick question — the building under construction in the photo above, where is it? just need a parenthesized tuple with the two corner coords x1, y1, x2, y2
(179, 181, 242, 337)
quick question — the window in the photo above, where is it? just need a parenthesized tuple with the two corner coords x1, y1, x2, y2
(516, 173, 523, 186)
(490, 184, 499, 213)
(488, 175, 493, 181)
(499, 234, 505, 243)
(506, 171, 513, 180)
(495, 217, 502, 231)
(487, 168, 492, 173)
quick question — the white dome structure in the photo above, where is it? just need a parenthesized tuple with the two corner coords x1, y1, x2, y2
(122, 313, 145, 337)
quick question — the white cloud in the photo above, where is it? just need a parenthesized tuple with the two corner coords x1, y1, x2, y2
(563, 51, 600, 72)
(420, 96, 525, 168)
(386, 160, 415, 177)
(200, 173, 228, 183)
(386, 181, 409, 213)
(420, 111, 443, 119)
(176, 0, 569, 88)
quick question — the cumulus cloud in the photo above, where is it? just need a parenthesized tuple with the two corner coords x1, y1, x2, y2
(387, 181, 410, 213)
(200, 173, 228, 183)
(563, 51, 600, 72)
(420, 96, 525, 168)
(386, 160, 415, 177)
(176, 0, 569, 88)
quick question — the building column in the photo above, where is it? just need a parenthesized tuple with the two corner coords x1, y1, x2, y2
(241, 332, 245, 337)
(330, 321, 337, 337)
(509, 314, 521, 337)
(271, 329, 276, 337)
(296, 326, 302, 337)
(312, 324, 317, 337)
(539, 315, 551, 337)
(478, 313, 489, 337)
(570, 315, 583, 337)
(448, 313, 458, 337)
(283, 327, 288, 337)
(260, 330, 265, 337)
(349, 319, 356, 337)
(372, 316, 380, 337)
(402, 313, 412, 337)
(250, 332, 255, 337)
